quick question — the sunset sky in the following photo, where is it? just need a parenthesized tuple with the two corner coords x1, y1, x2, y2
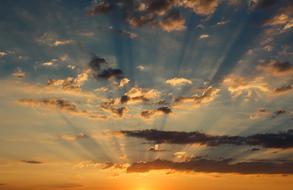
(0, 0, 293, 189)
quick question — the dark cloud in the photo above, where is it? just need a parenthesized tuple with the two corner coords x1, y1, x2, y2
(101, 104, 128, 118)
(249, 0, 277, 9)
(141, 106, 172, 118)
(18, 98, 107, 120)
(271, 110, 287, 119)
(18, 98, 78, 113)
(98, 68, 124, 79)
(89, 55, 106, 72)
(21, 160, 43, 164)
(127, 158, 293, 174)
(273, 84, 292, 95)
(88, 55, 124, 80)
(258, 60, 293, 76)
(250, 108, 291, 120)
(121, 129, 293, 148)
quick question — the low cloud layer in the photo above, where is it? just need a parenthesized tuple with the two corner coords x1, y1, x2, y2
(121, 129, 293, 148)
(127, 158, 293, 174)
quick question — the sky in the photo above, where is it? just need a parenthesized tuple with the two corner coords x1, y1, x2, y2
(0, 0, 293, 189)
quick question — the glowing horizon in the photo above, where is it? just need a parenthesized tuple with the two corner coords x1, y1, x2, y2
(0, 0, 292, 189)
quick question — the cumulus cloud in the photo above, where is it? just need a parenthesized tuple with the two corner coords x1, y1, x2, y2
(121, 129, 293, 148)
(119, 78, 130, 88)
(89, 0, 221, 32)
(166, 77, 192, 87)
(47, 69, 90, 91)
(127, 158, 293, 174)
(223, 75, 269, 98)
(258, 60, 293, 76)
(159, 10, 185, 32)
(121, 87, 160, 104)
(177, 0, 219, 15)
(174, 86, 220, 107)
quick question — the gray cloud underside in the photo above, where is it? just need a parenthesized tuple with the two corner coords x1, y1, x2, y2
(121, 129, 293, 148)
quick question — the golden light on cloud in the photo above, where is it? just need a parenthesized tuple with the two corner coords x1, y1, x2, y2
(1, 0, 293, 190)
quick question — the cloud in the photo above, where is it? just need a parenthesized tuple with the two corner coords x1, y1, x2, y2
(121, 87, 160, 104)
(53, 40, 74, 47)
(98, 68, 124, 79)
(37, 32, 74, 47)
(117, 29, 139, 39)
(101, 104, 128, 118)
(21, 160, 43, 164)
(119, 78, 130, 88)
(0, 51, 7, 57)
(127, 158, 293, 174)
(121, 129, 293, 148)
(223, 75, 269, 98)
(159, 10, 185, 32)
(18, 98, 79, 113)
(174, 86, 219, 107)
(42, 59, 57, 67)
(90, 0, 220, 31)
(87, 1, 113, 16)
(88, 55, 124, 80)
(148, 144, 165, 152)
(12, 68, 26, 79)
(136, 65, 146, 71)
(264, 3, 293, 30)
(258, 60, 293, 76)
(250, 108, 290, 120)
(17, 98, 107, 120)
(166, 77, 192, 87)
(199, 34, 209, 39)
(271, 110, 287, 119)
(249, 108, 271, 119)
(141, 106, 172, 119)
(178, 0, 219, 15)
(272, 84, 292, 95)
(249, 0, 277, 9)
(47, 69, 90, 91)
